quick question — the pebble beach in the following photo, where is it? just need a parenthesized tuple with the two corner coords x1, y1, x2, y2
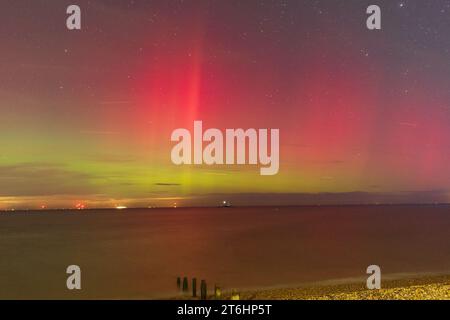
(239, 274, 450, 300)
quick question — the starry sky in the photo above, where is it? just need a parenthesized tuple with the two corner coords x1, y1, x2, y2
(1, 0, 450, 209)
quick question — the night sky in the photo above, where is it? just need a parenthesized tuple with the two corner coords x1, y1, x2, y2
(1, 0, 450, 209)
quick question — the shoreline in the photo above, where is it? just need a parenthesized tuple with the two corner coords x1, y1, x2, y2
(238, 273, 450, 300)
(171, 272, 450, 300)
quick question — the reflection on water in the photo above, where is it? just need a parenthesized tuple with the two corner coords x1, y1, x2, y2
(0, 205, 450, 299)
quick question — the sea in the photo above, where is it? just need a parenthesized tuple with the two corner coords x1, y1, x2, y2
(0, 205, 449, 299)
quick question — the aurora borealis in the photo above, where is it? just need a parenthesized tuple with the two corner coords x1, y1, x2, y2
(1, 0, 450, 209)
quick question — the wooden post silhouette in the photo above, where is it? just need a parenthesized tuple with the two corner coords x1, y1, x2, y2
(200, 280, 207, 300)
(182, 277, 188, 293)
(192, 278, 197, 297)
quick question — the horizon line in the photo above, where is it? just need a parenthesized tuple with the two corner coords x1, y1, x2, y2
(2, 202, 450, 213)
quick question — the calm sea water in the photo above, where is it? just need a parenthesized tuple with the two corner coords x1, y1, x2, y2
(1, 205, 450, 299)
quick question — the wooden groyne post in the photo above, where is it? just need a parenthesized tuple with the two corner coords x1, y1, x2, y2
(182, 277, 189, 293)
(177, 277, 181, 291)
(192, 278, 197, 298)
(200, 280, 207, 300)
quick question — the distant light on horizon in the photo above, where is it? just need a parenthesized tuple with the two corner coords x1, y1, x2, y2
(75, 203, 86, 210)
